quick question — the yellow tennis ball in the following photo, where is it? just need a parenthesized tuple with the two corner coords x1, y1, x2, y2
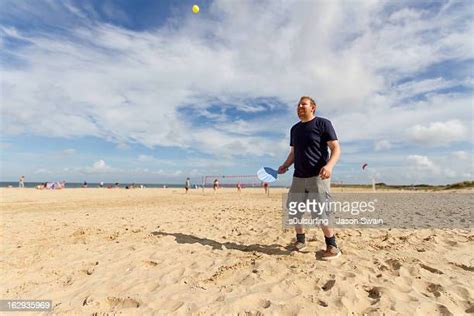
(192, 5, 199, 14)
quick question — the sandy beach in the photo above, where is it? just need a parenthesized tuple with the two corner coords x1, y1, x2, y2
(1, 187, 473, 314)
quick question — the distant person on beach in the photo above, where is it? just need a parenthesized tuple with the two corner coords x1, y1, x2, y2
(19, 176, 25, 188)
(99, 181, 104, 188)
(185, 177, 190, 193)
(82, 181, 88, 188)
(236, 182, 242, 192)
(213, 179, 219, 192)
(263, 182, 269, 196)
(278, 96, 341, 260)
(36, 182, 47, 190)
(36, 181, 64, 190)
(47, 181, 65, 190)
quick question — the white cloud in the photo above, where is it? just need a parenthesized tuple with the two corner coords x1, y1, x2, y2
(333, 93, 472, 144)
(407, 155, 437, 171)
(92, 160, 109, 170)
(411, 120, 467, 145)
(62, 148, 76, 155)
(152, 169, 165, 175)
(84, 160, 113, 173)
(150, 169, 183, 177)
(138, 154, 154, 162)
(388, 8, 423, 23)
(116, 142, 130, 150)
(34, 168, 49, 174)
(394, 77, 464, 100)
(452, 151, 469, 160)
(0, 142, 12, 150)
(374, 140, 392, 151)
(407, 154, 458, 178)
(185, 158, 234, 169)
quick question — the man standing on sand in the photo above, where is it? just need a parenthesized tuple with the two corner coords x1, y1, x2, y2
(19, 176, 25, 188)
(185, 177, 190, 193)
(278, 96, 341, 260)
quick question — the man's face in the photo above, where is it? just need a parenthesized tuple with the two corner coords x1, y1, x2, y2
(297, 98, 315, 120)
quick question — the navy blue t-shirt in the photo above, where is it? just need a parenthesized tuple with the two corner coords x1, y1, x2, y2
(290, 116, 338, 178)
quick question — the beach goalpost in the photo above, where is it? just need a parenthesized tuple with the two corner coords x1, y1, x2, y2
(201, 174, 261, 190)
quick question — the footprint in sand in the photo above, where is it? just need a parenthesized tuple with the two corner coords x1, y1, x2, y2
(363, 286, 382, 299)
(318, 300, 328, 307)
(82, 296, 94, 306)
(259, 299, 271, 309)
(85, 295, 137, 311)
(341, 271, 357, 280)
(82, 267, 94, 275)
(71, 228, 88, 244)
(448, 261, 474, 272)
(420, 263, 444, 274)
(62, 275, 74, 286)
(381, 258, 402, 276)
(81, 261, 99, 275)
(385, 258, 401, 270)
(106, 296, 140, 309)
(423, 235, 435, 242)
(144, 260, 158, 267)
(322, 279, 336, 291)
(437, 304, 453, 316)
(426, 283, 443, 297)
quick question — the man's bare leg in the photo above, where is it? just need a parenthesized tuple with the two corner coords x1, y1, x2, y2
(321, 225, 333, 238)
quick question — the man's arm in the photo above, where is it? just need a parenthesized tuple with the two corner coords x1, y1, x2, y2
(319, 140, 341, 179)
(278, 146, 294, 174)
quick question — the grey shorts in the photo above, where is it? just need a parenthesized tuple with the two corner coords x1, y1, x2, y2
(289, 176, 331, 195)
(285, 176, 333, 225)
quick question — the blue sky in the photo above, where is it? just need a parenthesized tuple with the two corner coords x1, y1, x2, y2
(0, 0, 473, 185)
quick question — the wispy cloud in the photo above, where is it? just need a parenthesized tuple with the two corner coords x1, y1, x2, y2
(411, 120, 468, 145)
(34, 168, 49, 174)
(407, 154, 457, 178)
(62, 148, 77, 156)
(374, 140, 392, 152)
(408, 155, 438, 173)
(452, 151, 469, 160)
(138, 155, 154, 162)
